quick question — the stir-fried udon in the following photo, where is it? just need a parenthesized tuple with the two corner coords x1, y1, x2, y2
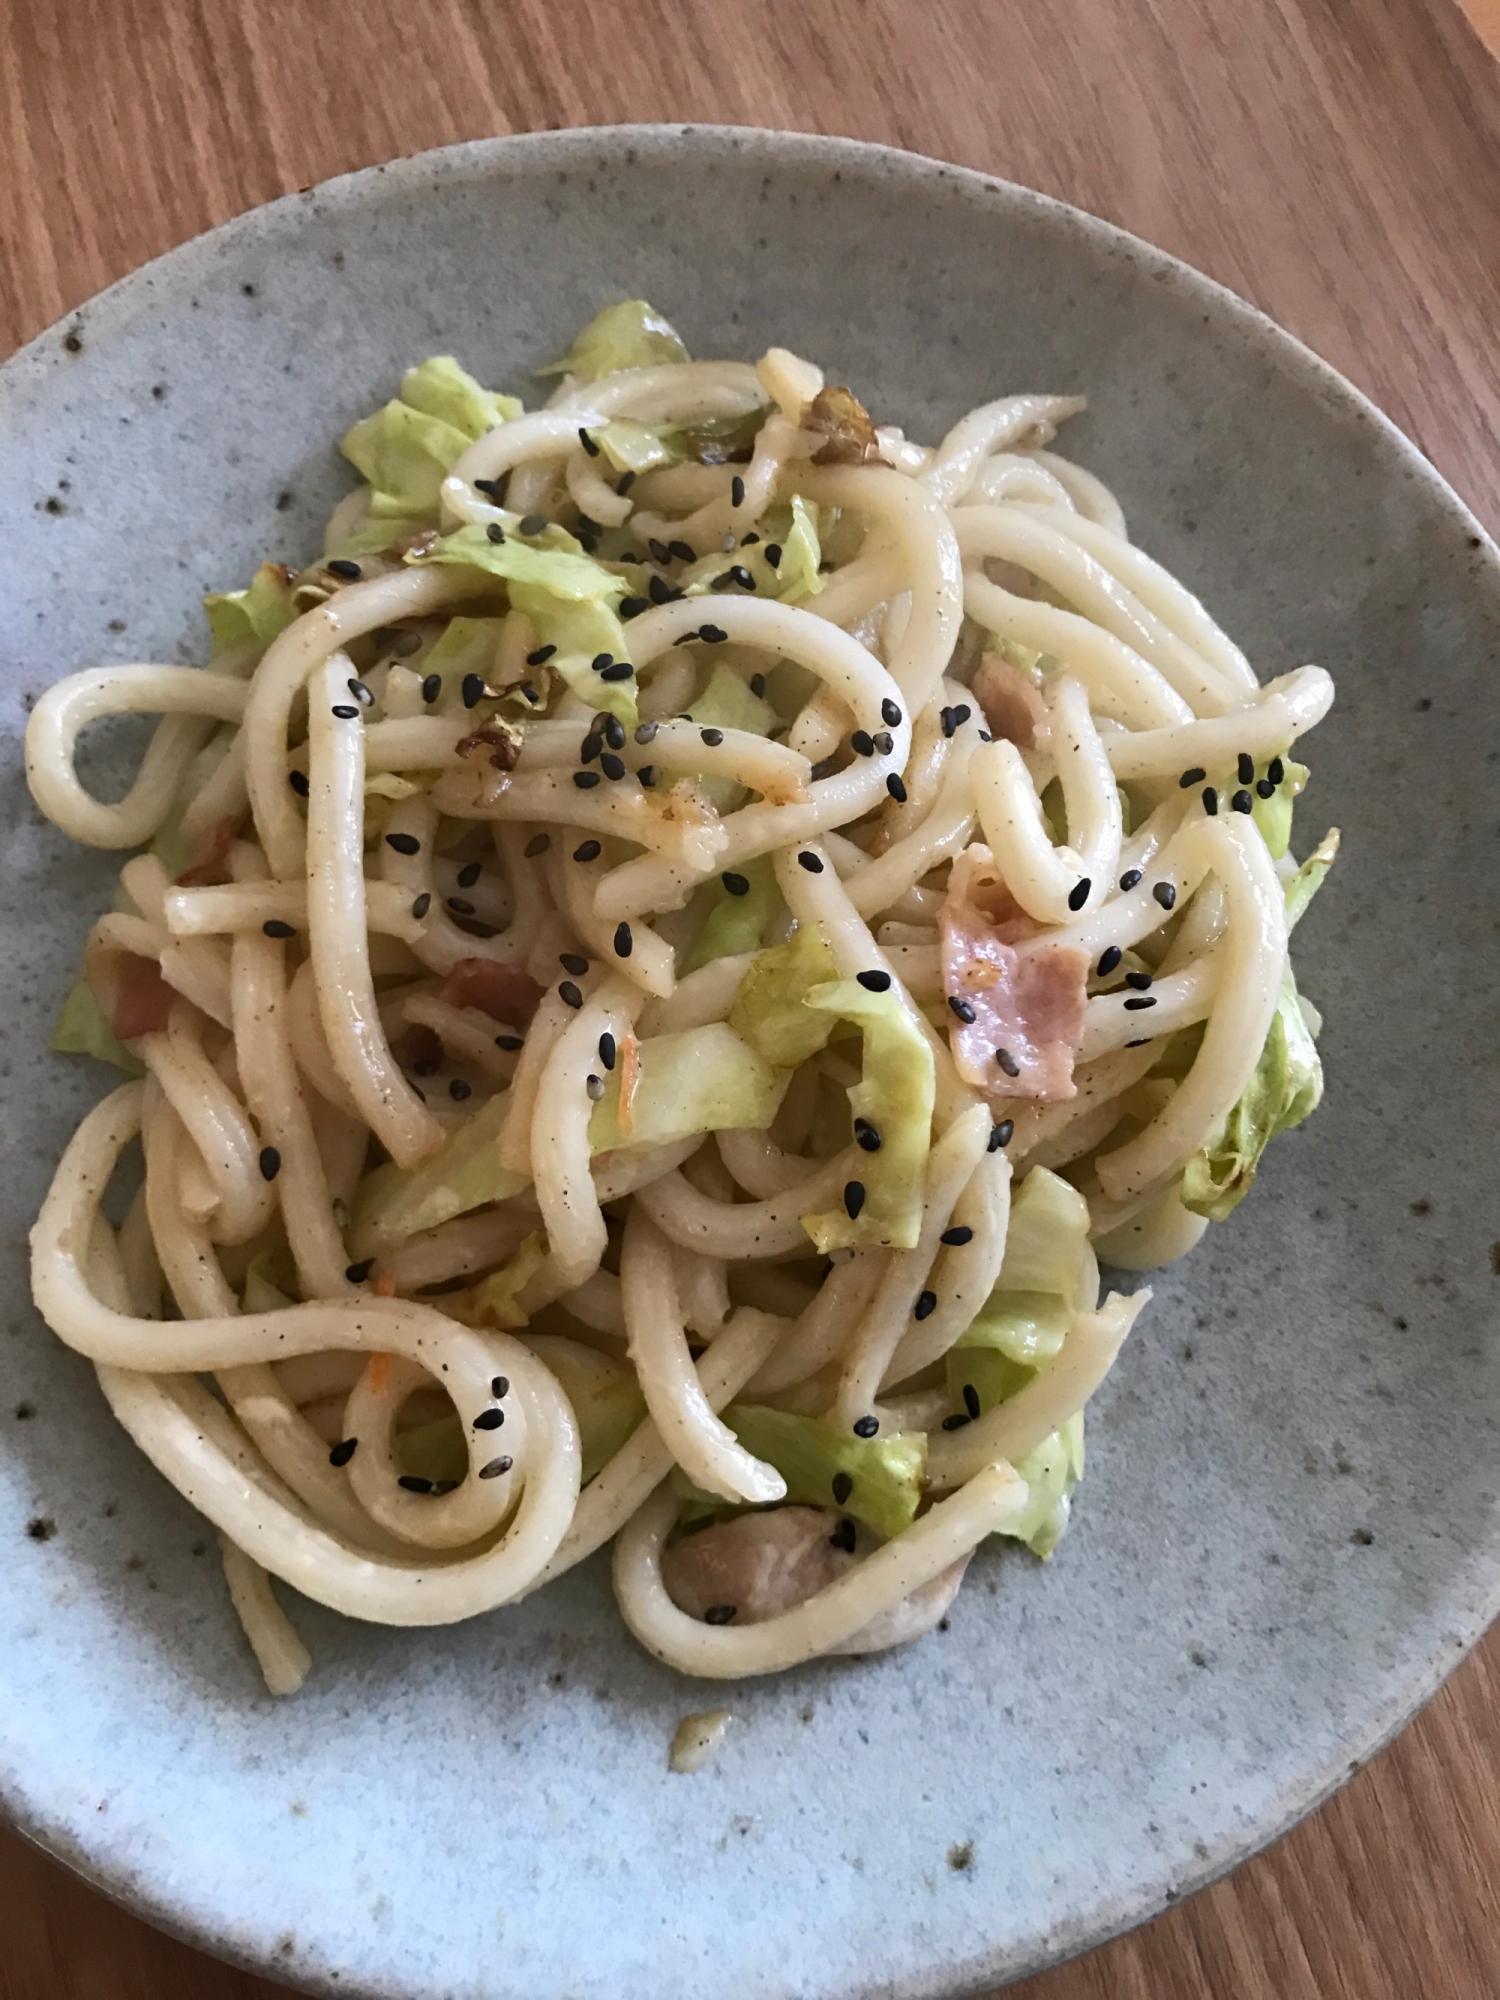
(26, 302, 1339, 1693)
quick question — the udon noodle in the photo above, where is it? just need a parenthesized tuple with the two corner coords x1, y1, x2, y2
(26, 303, 1338, 1689)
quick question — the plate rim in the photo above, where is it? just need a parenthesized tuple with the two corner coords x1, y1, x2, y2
(3, 118, 1498, 1998)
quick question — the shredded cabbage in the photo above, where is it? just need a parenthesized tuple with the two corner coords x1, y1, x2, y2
(993, 1167, 1092, 1295)
(729, 925, 840, 1069)
(1285, 826, 1340, 930)
(342, 357, 519, 520)
(471, 1229, 549, 1328)
(685, 662, 777, 811)
(702, 1404, 927, 1540)
(415, 616, 504, 705)
(537, 300, 690, 380)
(49, 980, 143, 1078)
(681, 854, 779, 974)
(1252, 758, 1308, 861)
(347, 1093, 527, 1258)
(1181, 970, 1323, 1221)
(203, 562, 295, 656)
(525, 1334, 646, 1482)
(588, 1023, 789, 1153)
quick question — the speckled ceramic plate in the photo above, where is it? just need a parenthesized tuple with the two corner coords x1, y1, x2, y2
(1, 126, 1496, 2000)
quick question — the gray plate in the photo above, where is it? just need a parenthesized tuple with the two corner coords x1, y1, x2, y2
(1, 126, 1496, 2000)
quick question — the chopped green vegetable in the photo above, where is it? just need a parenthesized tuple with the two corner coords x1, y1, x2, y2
(682, 495, 823, 607)
(1181, 970, 1323, 1221)
(954, 1288, 1072, 1367)
(537, 300, 690, 380)
(346, 1092, 528, 1258)
(412, 526, 637, 721)
(658, 406, 770, 465)
(203, 562, 295, 656)
(681, 854, 779, 974)
(800, 977, 935, 1253)
(342, 357, 517, 521)
(684, 661, 777, 811)
(724, 1404, 926, 1539)
(397, 356, 521, 439)
(414, 616, 504, 706)
(1285, 826, 1340, 930)
(1252, 758, 1307, 861)
(947, 1344, 1036, 1412)
(587, 1022, 790, 1154)
(525, 1334, 645, 1482)
(398, 1414, 469, 1486)
(596, 418, 681, 476)
(729, 925, 840, 1069)
(993, 1167, 1092, 1296)
(50, 980, 143, 1078)
(471, 1230, 550, 1328)
(1006, 1421, 1083, 1558)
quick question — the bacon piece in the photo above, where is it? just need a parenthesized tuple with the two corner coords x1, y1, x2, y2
(972, 653, 1048, 749)
(175, 815, 237, 887)
(439, 958, 544, 1029)
(940, 844, 1088, 1101)
(111, 954, 175, 1040)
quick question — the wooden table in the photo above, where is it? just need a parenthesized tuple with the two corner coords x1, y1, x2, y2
(4, 2, 1499, 1994)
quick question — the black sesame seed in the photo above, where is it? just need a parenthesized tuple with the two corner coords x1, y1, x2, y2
(729, 565, 755, 590)
(1267, 756, 1285, 785)
(854, 1120, 882, 1153)
(599, 661, 634, 681)
(478, 1455, 513, 1479)
(330, 703, 360, 720)
(941, 1226, 974, 1246)
(326, 559, 361, 579)
(873, 731, 894, 754)
(258, 1147, 281, 1181)
(412, 892, 431, 918)
(421, 672, 442, 703)
(1179, 766, 1207, 788)
(886, 773, 907, 803)
(578, 426, 600, 456)
(585, 1074, 605, 1100)
(648, 573, 673, 605)
(741, 532, 760, 545)
(449, 1078, 472, 1100)
(638, 765, 659, 786)
(649, 538, 672, 565)
(386, 832, 420, 856)
(881, 698, 902, 727)
(474, 478, 506, 502)
(669, 540, 695, 563)
(519, 514, 547, 536)
(1119, 868, 1143, 890)
(988, 1119, 1014, 1151)
(473, 1407, 506, 1431)
(1256, 776, 1276, 799)
(600, 751, 626, 780)
(560, 953, 589, 975)
(1067, 877, 1091, 911)
(830, 1471, 854, 1505)
(948, 995, 977, 1023)
(525, 833, 550, 857)
(573, 770, 601, 789)
(721, 871, 750, 897)
(852, 1416, 879, 1440)
(1096, 945, 1122, 977)
(829, 1516, 858, 1551)
(1231, 789, 1254, 814)
(262, 919, 296, 938)
(731, 475, 746, 507)
(461, 673, 485, 709)
(1203, 787, 1219, 815)
(591, 652, 613, 673)
(914, 1290, 937, 1320)
(699, 623, 728, 644)
(447, 897, 475, 916)
(1126, 1037, 1151, 1047)
(486, 522, 506, 544)
(1123, 995, 1158, 1011)
(750, 673, 766, 697)
(345, 1259, 373, 1282)
(797, 850, 824, 873)
(491, 1376, 509, 1398)
(1238, 751, 1255, 785)
(633, 723, 662, 749)
(598, 1032, 616, 1071)
(456, 860, 482, 888)
(699, 727, 723, 748)
(1125, 971, 1153, 991)
(613, 921, 633, 958)
(940, 706, 957, 738)
(995, 1047, 1021, 1078)
(603, 714, 626, 750)
(962, 1382, 981, 1420)
(619, 596, 649, 618)
(573, 838, 602, 863)
(347, 678, 374, 706)
(704, 1604, 738, 1625)
(494, 1033, 523, 1051)
(856, 969, 891, 992)
(558, 981, 583, 1008)
(329, 1438, 357, 1466)
(764, 543, 783, 568)
(843, 1180, 866, 1219)
(850, 730, 875, 756)
(1152, 881, 1177, 911)
(941, 1412, 972, 1431)
(526, 644, 557, 666)
(398, 1475, 434, 1494)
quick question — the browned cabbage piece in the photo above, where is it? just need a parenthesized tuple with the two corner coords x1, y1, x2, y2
(661, 1505, 971, 1656)
(805, 385, 882, 466)
(973, 653, 1048, 749)
(940, 845, 1090, 1102)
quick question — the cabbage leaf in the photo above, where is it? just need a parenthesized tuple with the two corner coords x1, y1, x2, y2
(537, 300, 690, 380)
(1181, 970, 1323, 1221)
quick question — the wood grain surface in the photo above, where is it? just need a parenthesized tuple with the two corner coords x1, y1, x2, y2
(2, 2, 1498, 1995)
